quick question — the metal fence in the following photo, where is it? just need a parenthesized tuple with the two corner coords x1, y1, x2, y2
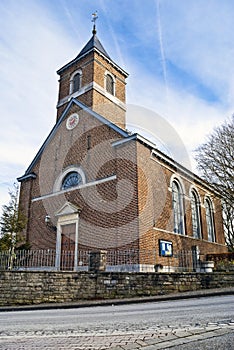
(0, 250, 57, 271)
(0, 249, 205, 272)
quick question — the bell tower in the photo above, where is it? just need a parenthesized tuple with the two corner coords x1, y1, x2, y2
(56, 14, 128, 130)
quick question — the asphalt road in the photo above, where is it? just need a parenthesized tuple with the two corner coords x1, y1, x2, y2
(0, 295, 233, 349)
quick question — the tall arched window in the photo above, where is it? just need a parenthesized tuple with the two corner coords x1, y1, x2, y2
(172, 180, 185, 234)
(69, 71, 82, 94)
(72, 73, 81, 93)
(205, 198, 215, 242)
(191, 190, 201, 239)
(106, 74, 114, 95)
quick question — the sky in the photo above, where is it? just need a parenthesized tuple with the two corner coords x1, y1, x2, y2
(0, 0, 234, 212)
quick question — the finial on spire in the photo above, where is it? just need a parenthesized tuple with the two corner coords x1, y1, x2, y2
(92, 11, 98, 35)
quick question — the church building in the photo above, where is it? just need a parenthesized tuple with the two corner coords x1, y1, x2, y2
(18, 20, 227, 271)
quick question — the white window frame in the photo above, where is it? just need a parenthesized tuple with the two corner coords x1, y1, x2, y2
(69, 69, 82, 94)
(190, 187, 202, 239)
(105, 71, 116, 96)
(171, 178, 185, 235)
(204, 196, 216, 242)
(53, 166, 86, 193)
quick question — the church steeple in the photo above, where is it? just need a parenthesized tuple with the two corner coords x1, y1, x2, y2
(73, 13, 110, 61)
(56, 16, 128, 129)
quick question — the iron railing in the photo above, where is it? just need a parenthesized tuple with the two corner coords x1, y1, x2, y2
(0, 249, 205, 272)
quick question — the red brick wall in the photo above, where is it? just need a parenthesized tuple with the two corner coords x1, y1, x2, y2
(19, 104, 139, 250)
(56, 51, 127, 129)
(19, 106, 227, 257)
(135, 142, 227, 262)
(19, 105, 227, 258)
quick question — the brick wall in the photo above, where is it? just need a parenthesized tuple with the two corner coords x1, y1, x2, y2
(19, 112, 227, 255)
(136, 141, 227, 261)
(19, 105, 140, 250)
(56, 51, 127, 128)
(0, 271, 233, 307)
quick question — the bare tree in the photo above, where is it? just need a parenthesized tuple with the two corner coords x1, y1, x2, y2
(195, 116, 234, 251)
(0, 183, 27, 268)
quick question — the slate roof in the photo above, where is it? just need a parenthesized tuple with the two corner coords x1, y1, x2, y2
(76, 34, 110, 59)
(57, 33, 128, 77)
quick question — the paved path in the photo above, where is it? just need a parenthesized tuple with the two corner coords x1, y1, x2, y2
(0, 319, 233, 349)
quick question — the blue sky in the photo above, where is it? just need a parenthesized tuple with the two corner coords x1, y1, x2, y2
(0, 0, 234, 211)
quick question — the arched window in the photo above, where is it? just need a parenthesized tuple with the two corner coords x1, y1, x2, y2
(69, 70, 82, 94)
(61, 171, 83, 190)
(190, 190, 201, 239)
(72, 73, 81, 93)
(53, 166, 86, 193)
(205, 198, 215, 242)
(172, 180, 185, 234)
(106, 74, 114, 95)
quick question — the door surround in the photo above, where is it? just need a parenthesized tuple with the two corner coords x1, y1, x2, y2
(55, 202, 81, 270)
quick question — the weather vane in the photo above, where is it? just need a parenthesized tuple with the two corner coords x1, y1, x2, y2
(92, 11, 98, 35)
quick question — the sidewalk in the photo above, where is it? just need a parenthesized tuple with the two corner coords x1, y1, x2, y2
(1, 286, 233, 312)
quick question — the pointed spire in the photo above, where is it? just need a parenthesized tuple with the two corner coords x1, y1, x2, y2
(58, 12, 129, 74)
(92, 12, 98, 36)
(75, 34, 110, 59)
(73, 13, 110, 60)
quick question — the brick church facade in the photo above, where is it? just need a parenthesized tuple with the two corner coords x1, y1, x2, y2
(18, 24, 227, 271)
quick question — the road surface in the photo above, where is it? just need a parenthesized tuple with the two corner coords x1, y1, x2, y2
(0, 295, 233, 349)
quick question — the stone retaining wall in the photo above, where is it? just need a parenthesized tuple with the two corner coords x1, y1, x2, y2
(0, 271, 233, 306)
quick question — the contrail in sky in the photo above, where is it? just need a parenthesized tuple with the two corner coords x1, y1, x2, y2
(59, 0, 81, 41)
(156, 0, 169, 109)
(99, 0, 126, 69)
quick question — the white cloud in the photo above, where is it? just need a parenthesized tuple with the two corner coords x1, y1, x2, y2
(0, 0, 76, 211)
(160, 0, 234, 104)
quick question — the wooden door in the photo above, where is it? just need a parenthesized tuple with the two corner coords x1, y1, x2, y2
(60, 223, 76, 270)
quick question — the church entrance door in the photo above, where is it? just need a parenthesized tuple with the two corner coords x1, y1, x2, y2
(55, 202, 81, 271)
(60, 223, 76, 270)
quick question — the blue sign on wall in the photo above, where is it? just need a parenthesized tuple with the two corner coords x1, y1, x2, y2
(159, 240, 173, 257)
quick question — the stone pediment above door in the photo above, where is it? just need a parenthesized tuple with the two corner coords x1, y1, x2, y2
(55, 202, 81, 217)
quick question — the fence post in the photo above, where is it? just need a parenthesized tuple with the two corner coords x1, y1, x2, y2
(89, 250, 107, 272)
(192, 245, 200, 271)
